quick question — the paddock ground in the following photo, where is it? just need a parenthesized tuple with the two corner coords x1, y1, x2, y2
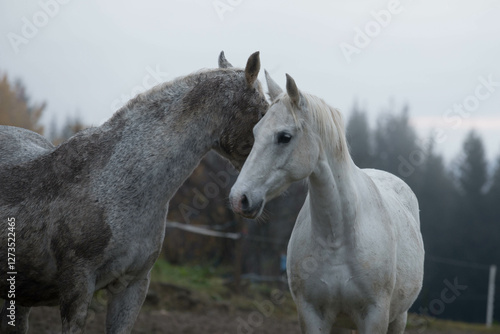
(25, 279, 499, 334)
(8, 262, 499, 334)
(28, 305, 497, 334)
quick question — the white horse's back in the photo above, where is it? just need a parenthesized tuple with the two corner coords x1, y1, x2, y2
(362, 168, 420, 225)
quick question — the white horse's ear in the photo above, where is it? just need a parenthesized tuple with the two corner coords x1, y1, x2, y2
(286, 73, 301, 106)
(218, 51, 233, 68)
(265, 70, 283, 101)
(245, 51, 261, 87)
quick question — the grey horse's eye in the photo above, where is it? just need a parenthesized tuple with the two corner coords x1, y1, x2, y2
(277, 132, 292, 144)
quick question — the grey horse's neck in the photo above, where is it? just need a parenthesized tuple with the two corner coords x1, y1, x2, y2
(71, 70, 235, 213)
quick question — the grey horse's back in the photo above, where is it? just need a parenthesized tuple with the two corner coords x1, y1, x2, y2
(0, 125, 55, 166)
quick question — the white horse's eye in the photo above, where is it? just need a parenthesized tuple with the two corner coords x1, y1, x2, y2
(277, 132, 292, 144)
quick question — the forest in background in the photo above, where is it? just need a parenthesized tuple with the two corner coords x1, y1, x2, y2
(1, 73, 499, 324)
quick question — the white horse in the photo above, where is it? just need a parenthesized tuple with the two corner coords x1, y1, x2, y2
(229, 72, 424, 333)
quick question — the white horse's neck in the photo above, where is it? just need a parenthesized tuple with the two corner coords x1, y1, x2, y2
(307, 151, 360, 248)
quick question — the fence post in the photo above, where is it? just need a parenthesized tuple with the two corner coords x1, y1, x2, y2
(234, 216, 243, 294)
(486, 264, 497, 328)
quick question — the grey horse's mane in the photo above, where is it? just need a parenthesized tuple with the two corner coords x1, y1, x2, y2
(108, 67, 244, 125)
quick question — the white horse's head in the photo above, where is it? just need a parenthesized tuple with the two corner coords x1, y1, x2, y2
(229, 72, 348, 218)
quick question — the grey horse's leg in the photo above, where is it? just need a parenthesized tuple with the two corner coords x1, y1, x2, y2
(59, 272, 96, 334)
(387, 312, 407, 334)
(0, 302, 31, 334)
(105, 273, 150, 333)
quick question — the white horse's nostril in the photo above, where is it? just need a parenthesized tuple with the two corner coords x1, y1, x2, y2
(240, 194, 249, 210)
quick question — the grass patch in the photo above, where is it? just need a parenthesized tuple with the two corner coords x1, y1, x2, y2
(150, 259, 296, 316)
(151, 258, 231, 298)
(151, 260, 500, 331)
(407, 314, 500, 332)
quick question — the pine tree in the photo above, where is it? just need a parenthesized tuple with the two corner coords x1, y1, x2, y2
(346, 101, 373, 168)
(372, 103, 420, 188)
(417, 138, 457, 256)
(456, 131, 488, 204)
(453, 131, 489, 262)
(488, 154, 500, 210)
(486, 153, 500, 259)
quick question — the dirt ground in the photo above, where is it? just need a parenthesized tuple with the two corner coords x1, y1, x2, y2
(26, 306, 494, 334)
(25, 281, 302, 334)
(29, 306, 299, 334)
(16, 282, 498, 334)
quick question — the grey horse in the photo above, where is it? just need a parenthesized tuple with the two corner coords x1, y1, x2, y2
(0, 51, 268, 333)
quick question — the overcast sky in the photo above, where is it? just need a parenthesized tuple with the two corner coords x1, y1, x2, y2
(1, 0, 499, 163)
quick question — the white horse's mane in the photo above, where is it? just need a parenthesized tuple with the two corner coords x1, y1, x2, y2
(282, 93, 350, 161)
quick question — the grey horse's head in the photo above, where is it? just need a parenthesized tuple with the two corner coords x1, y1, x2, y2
(212, 51, 269, 169)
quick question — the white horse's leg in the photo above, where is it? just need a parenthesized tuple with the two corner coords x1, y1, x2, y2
(387, 312, 407, 334)
(355, 306, 390, 334)
(0, 302, 31, 334)
(299, 313, 334, 334)
(105, 273, 150, 333)
(331, 328, 355, 334)
(297, 302, 336, 334)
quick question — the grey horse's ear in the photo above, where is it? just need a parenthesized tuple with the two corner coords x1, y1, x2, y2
(265, 70, 283, 101)
(218, 51, 233, 68)
(245, 51, 261, 87)
(286, 73, 301, 106)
